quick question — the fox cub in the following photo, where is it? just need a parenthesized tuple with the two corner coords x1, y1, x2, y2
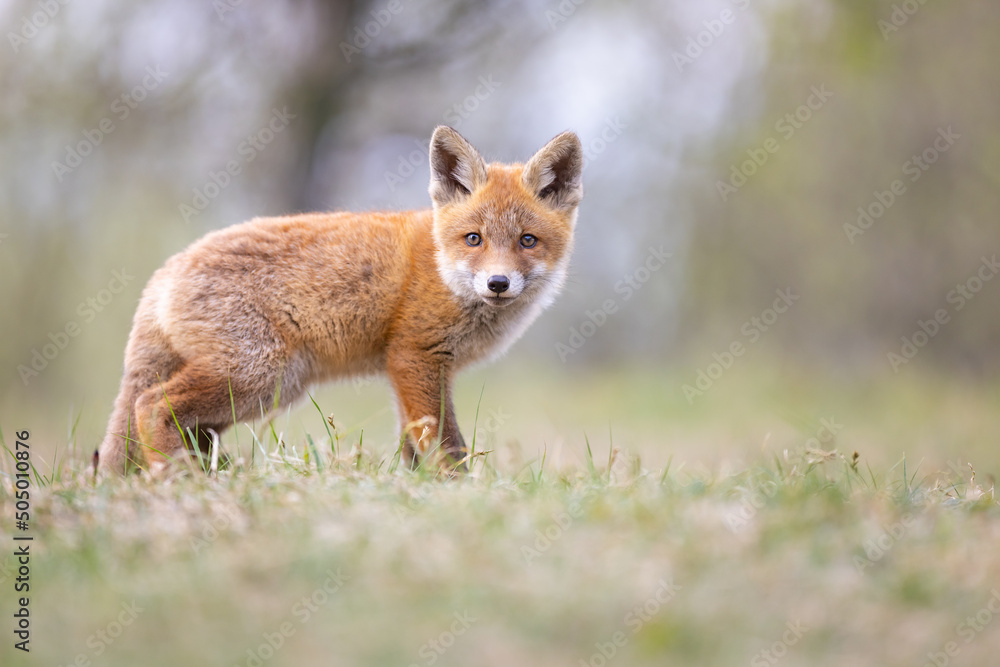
(99, 126, 583, 474)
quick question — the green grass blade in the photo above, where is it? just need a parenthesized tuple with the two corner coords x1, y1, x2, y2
(470, 383, 485, 463)
(308, 393, 337, 459)
(306, 433, 323, 472)
(584, 434, 596, 479)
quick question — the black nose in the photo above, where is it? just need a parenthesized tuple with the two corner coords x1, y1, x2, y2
(487, 275, 510, 294)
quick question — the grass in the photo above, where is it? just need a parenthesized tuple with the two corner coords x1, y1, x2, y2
(1, 429, 999, 666)
(3, 366, 1000, 666)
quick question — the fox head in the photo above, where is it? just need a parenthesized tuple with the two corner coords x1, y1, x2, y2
(429, 126, 583, 310)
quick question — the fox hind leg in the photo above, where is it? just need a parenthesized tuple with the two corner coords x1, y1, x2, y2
(131, 362, 237, 473)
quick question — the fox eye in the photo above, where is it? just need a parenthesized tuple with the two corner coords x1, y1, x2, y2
(520, 234, 537, 249)
(465, 233, 482, 247)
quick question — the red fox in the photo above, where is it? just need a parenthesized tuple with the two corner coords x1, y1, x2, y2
(99, 126, 583, 474)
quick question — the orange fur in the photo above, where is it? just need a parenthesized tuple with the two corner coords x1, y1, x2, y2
(99, 126, 583, 474)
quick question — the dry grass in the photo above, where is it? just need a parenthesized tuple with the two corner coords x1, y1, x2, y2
(2, 419, 1000, 667)
(4, 365, 1000, 666)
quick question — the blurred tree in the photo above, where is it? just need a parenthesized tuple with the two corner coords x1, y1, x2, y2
(679, 0, 1000, 375)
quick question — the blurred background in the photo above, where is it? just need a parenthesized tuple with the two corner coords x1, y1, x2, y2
(2, 0, 999, 474)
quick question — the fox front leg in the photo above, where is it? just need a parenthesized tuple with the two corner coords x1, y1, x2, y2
(387, 349, 467, 471)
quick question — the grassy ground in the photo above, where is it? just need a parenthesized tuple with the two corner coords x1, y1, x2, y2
(2, 366, 1000, 666)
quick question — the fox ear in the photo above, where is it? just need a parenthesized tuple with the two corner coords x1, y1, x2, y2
(428, 126, 487, 207)
(522, 131, 583, 211)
